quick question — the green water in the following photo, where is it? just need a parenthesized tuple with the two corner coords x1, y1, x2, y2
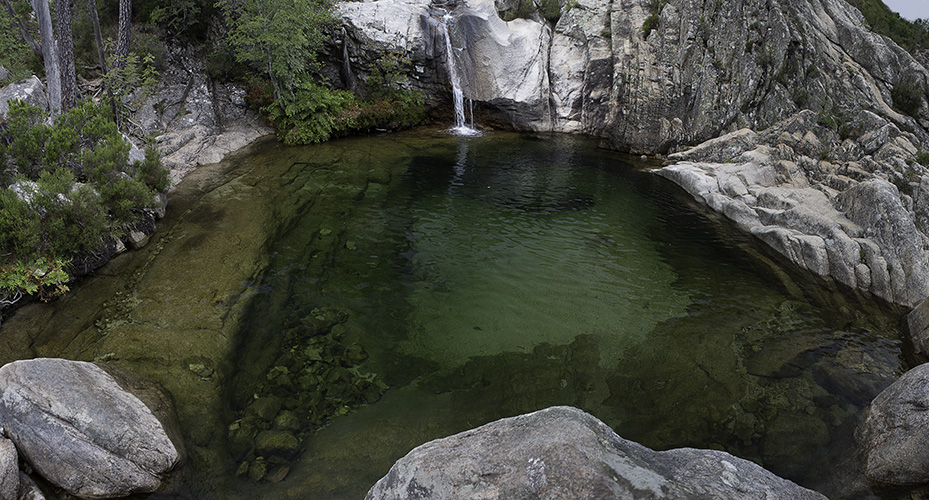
(0, 129, 903, 499)
(220, 131, 901, 499)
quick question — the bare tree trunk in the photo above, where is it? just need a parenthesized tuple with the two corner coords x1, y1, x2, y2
(55, 0, 77, 111)
(31, 0, 61, 115)
(114, 0, 131, 70)
(1, 0, 43, 62)
(86, 0, 118, 122)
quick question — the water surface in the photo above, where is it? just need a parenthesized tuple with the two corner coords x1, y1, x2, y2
(1, 129, 904, 500)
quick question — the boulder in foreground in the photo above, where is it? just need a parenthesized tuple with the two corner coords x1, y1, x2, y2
(0, 358, 179, 499)
(366, 406, 827, 499)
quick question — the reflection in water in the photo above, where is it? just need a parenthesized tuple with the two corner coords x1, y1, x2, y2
(0, 130, 904, 500)
(226, 132, 902, 499)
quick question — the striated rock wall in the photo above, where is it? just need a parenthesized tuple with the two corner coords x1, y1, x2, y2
(337, 0, 929, 314)
(335, 0, 927, 151)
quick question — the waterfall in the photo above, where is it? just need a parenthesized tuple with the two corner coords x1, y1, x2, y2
(441, 14, 479, 136)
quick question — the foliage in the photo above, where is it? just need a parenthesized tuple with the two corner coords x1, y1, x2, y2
(916, 151, 929, 166)
(539, 0, 562, 24)
(217, 0, 336, 103)
(262, 50, 425, 146)
(0, 99, 168, 305)
(641, 0, 667, 40)
(0, 0, 41, 82)
(846, 0, 929, 53)
(0, 256, 70, 307)
(138, 0, 214, 37)
(264, 78, 354, 145)
(891, 81, 924, 118)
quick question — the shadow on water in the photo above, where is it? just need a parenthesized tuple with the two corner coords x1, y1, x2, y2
(216, 131, 903, 499)
(0, 129, 904, 500)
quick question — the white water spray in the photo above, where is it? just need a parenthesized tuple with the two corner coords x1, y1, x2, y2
(441, 14, 480, 136)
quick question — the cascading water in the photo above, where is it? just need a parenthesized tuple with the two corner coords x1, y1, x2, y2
(441, 14, 480, 135)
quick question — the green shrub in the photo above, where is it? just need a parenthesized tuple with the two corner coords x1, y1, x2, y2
(0, 99, 168, 306)
(916, 151, 929, 166)
(264, 79, 355, 145)
(847, 0, 929, 53)
(891, 81, 924, 118)
(640, 0, 667, 39)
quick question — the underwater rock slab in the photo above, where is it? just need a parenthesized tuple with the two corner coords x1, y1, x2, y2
(861, 362, 929, 486)
(365, 406, 827, 500)
(0, 359, 179, 499)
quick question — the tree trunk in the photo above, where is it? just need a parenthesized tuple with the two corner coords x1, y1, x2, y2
(114, 0, 131, 70)
(1, 0, 43, 62)
(55, 0, 77, 111)
(87, 0, 118, 121)
(31, 0, 61, 115)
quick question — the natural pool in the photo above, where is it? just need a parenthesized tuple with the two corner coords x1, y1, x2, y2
(0, 129, 905, 499)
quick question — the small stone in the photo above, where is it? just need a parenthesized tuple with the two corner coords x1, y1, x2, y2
(254, 430, 300, 458)
(247, 458, 267, 482)
(273, 411, 301, 432)
(266, 465, 290, 483)
(235, 461, 249, 477)
(246, 396, 283, 422)
(319, 228, 332, 236)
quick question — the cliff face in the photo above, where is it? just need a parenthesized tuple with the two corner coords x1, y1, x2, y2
(334, 0, 928, 152)
(335, 0, 929, 313)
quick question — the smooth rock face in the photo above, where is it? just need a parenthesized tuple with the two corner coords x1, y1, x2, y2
(338, 0, 927, 150)
(0, 76, 48, 118)
(365, 406, 827, 500)
(656, 110, 929, 308)
(861, 363, 929, 485)
(0, 359, 179, 499)
(0, 436, 18, 500)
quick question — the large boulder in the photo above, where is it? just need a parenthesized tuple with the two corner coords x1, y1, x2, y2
(860, 363, 929, 486)
(0, 358, 180, 499)
(0, 76, 48, 119)
(0, 436, 18, 500)
(365, 406, 827, 500)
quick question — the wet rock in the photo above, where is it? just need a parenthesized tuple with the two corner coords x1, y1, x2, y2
(0, 435, 18, 500)
(366, 406, 827, 500)
(0, 359, 179, 499)
(860, 363, 929, 485)
(247, 396, 284, 422)
(273, 411, 301, 432)
(247, 458, 267, 482)
(254, 430, 300, 459)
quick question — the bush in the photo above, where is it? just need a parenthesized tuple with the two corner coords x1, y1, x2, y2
(916, 151, 929, 166)
(891, 81, 924, 118)
(0, 99, 168, 306)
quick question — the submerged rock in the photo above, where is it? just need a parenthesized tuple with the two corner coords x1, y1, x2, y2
(0, 358, 180, 499)
(860, 363, 929, 486)
(365, 406, 827, 500)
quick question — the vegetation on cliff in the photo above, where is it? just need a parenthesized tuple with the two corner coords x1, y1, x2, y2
(847, 0, 929, 54)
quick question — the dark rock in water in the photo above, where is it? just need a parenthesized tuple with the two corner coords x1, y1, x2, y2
(0, 358, 180, 499)
(0, 436, 18, 500)
(861, 363, 929, 486)
(365, 406, 827, 500)
(247, 396, 284, 422)
(254, 430, 300, 459)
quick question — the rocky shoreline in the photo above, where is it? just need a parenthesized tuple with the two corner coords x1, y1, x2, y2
(2, 0, 929, 497)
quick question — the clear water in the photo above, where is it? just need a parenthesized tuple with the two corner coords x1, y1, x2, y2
(0, 129, 904, 500)
(221, 131, 902, 499)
